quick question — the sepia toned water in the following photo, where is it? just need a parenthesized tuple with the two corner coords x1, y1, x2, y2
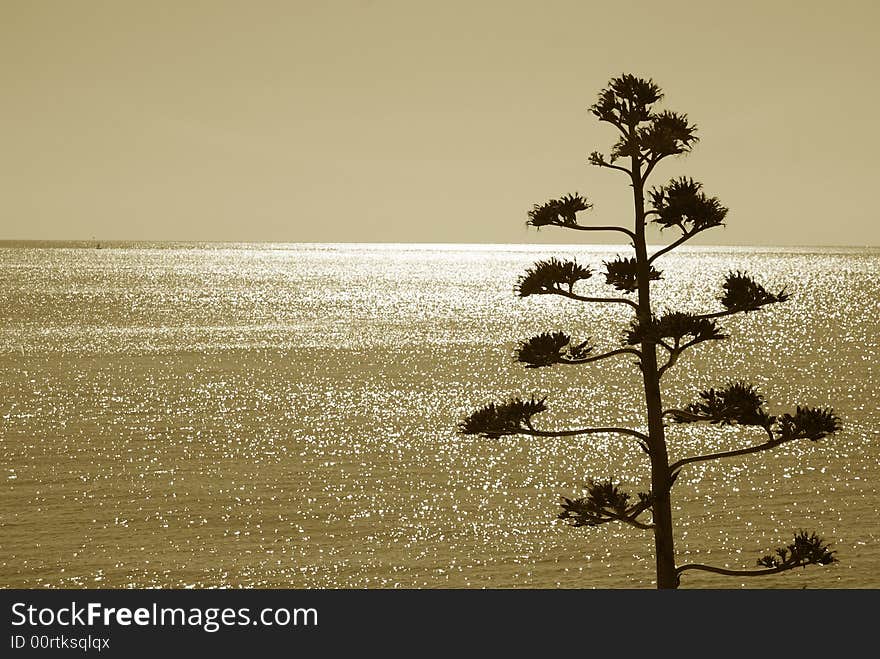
(1, 242, 878, 589)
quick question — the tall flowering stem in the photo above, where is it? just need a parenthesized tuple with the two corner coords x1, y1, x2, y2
(459, 74, 840, 589)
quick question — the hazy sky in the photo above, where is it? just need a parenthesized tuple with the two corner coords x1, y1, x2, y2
(3, 1, 878, 246)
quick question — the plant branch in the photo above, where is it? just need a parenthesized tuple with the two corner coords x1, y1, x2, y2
(562, 223, 637, 240)
(597, 116, 628, 137)
(677, 531, 837, 583)
(642, 149, 682, 181)
(669, 435, 789, 473)
(523, 427, 650, 442)
(594, 160, 633, 176)
(621, 497, 655, 530)
(643, 155, 663, 180)
(694, 305, 785, 322)
(648, 220, 725, 264)
(647, 230, 697, 263)
(578, 507, 654, 531)
(657, 352, 679, 379)
(656, 339, 674, 352)
(550, 287, 640, 310)
(609, 510, 655, 530)
(675, 562, 813, 580)
(693, 307, 785, 321)
(662, 408, 703, 421)
(694, 309, 739, 320)
(657, 334, 718, 379)
(558, 348, 643, 366)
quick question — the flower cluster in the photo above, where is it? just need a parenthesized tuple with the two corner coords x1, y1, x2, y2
(673, 383, 840, 441)
(588, 75, 697, 165)
(559, 479, 652, 528)
(649, 177, 727, 234)
(720, 271, 789, 312)
(515, 332, 593, 368)
(604, 256, 661, 292)
(672, 381, 772, 427)
(757, 531, 837, 569)
(516, 258, 592, 297)
(527, 194, 592, 228)
(625, 312, 726, 346)
(590, 74, 662, 127)
(637, 110, 698, 159)
(776, 406, 840, 441)
(459, 397, 547, 438)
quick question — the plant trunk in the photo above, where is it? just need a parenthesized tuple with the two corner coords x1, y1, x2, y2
(631, 161, 678, 589)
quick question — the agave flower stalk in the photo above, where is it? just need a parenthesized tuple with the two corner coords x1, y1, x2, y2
(458, 74, 840, 589)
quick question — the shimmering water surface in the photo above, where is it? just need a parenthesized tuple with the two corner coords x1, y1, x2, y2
(1, 242, 878, 588)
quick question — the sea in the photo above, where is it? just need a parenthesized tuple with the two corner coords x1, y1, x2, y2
(1, 241, 878, 589)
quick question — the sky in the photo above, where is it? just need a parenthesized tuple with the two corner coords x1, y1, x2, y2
(2, 1, 878, 246)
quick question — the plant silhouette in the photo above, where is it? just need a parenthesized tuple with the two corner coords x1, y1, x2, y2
(460, 74, 840, 589)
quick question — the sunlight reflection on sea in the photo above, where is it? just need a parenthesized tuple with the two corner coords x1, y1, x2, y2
(1, 243, 878, 588)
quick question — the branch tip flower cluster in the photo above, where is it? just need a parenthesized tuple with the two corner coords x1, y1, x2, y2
(459, 397, 548, 439)
(757, 531, 837, 569)
(516, 258, 592, 297)
(604, 256, 661, 293)
(559, 479, 653, 530)
(649, 177, 727, 235)
(625, 312, 726, 347)
(671, 382, 840, 442)
(515, 332, 593, 368)
(721, 271, 789, 312)
(527, 194, 592, 228)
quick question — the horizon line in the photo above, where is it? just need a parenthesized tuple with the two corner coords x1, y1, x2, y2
(0, 239, 877, 250)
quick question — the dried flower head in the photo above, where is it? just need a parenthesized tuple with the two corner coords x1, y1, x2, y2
(604, 256, 661, 292)
(649, 177, 727, 233)
(625, 312, 726, 346)
(757, 531, 837, 569)
(515, 332, 593, 368)
(516, 258, 592, 297)
(720, 271, 789, 312)
(775, 406, 840, 441)
(527, 194, 592, 227)
(459, 397, 548, 438)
